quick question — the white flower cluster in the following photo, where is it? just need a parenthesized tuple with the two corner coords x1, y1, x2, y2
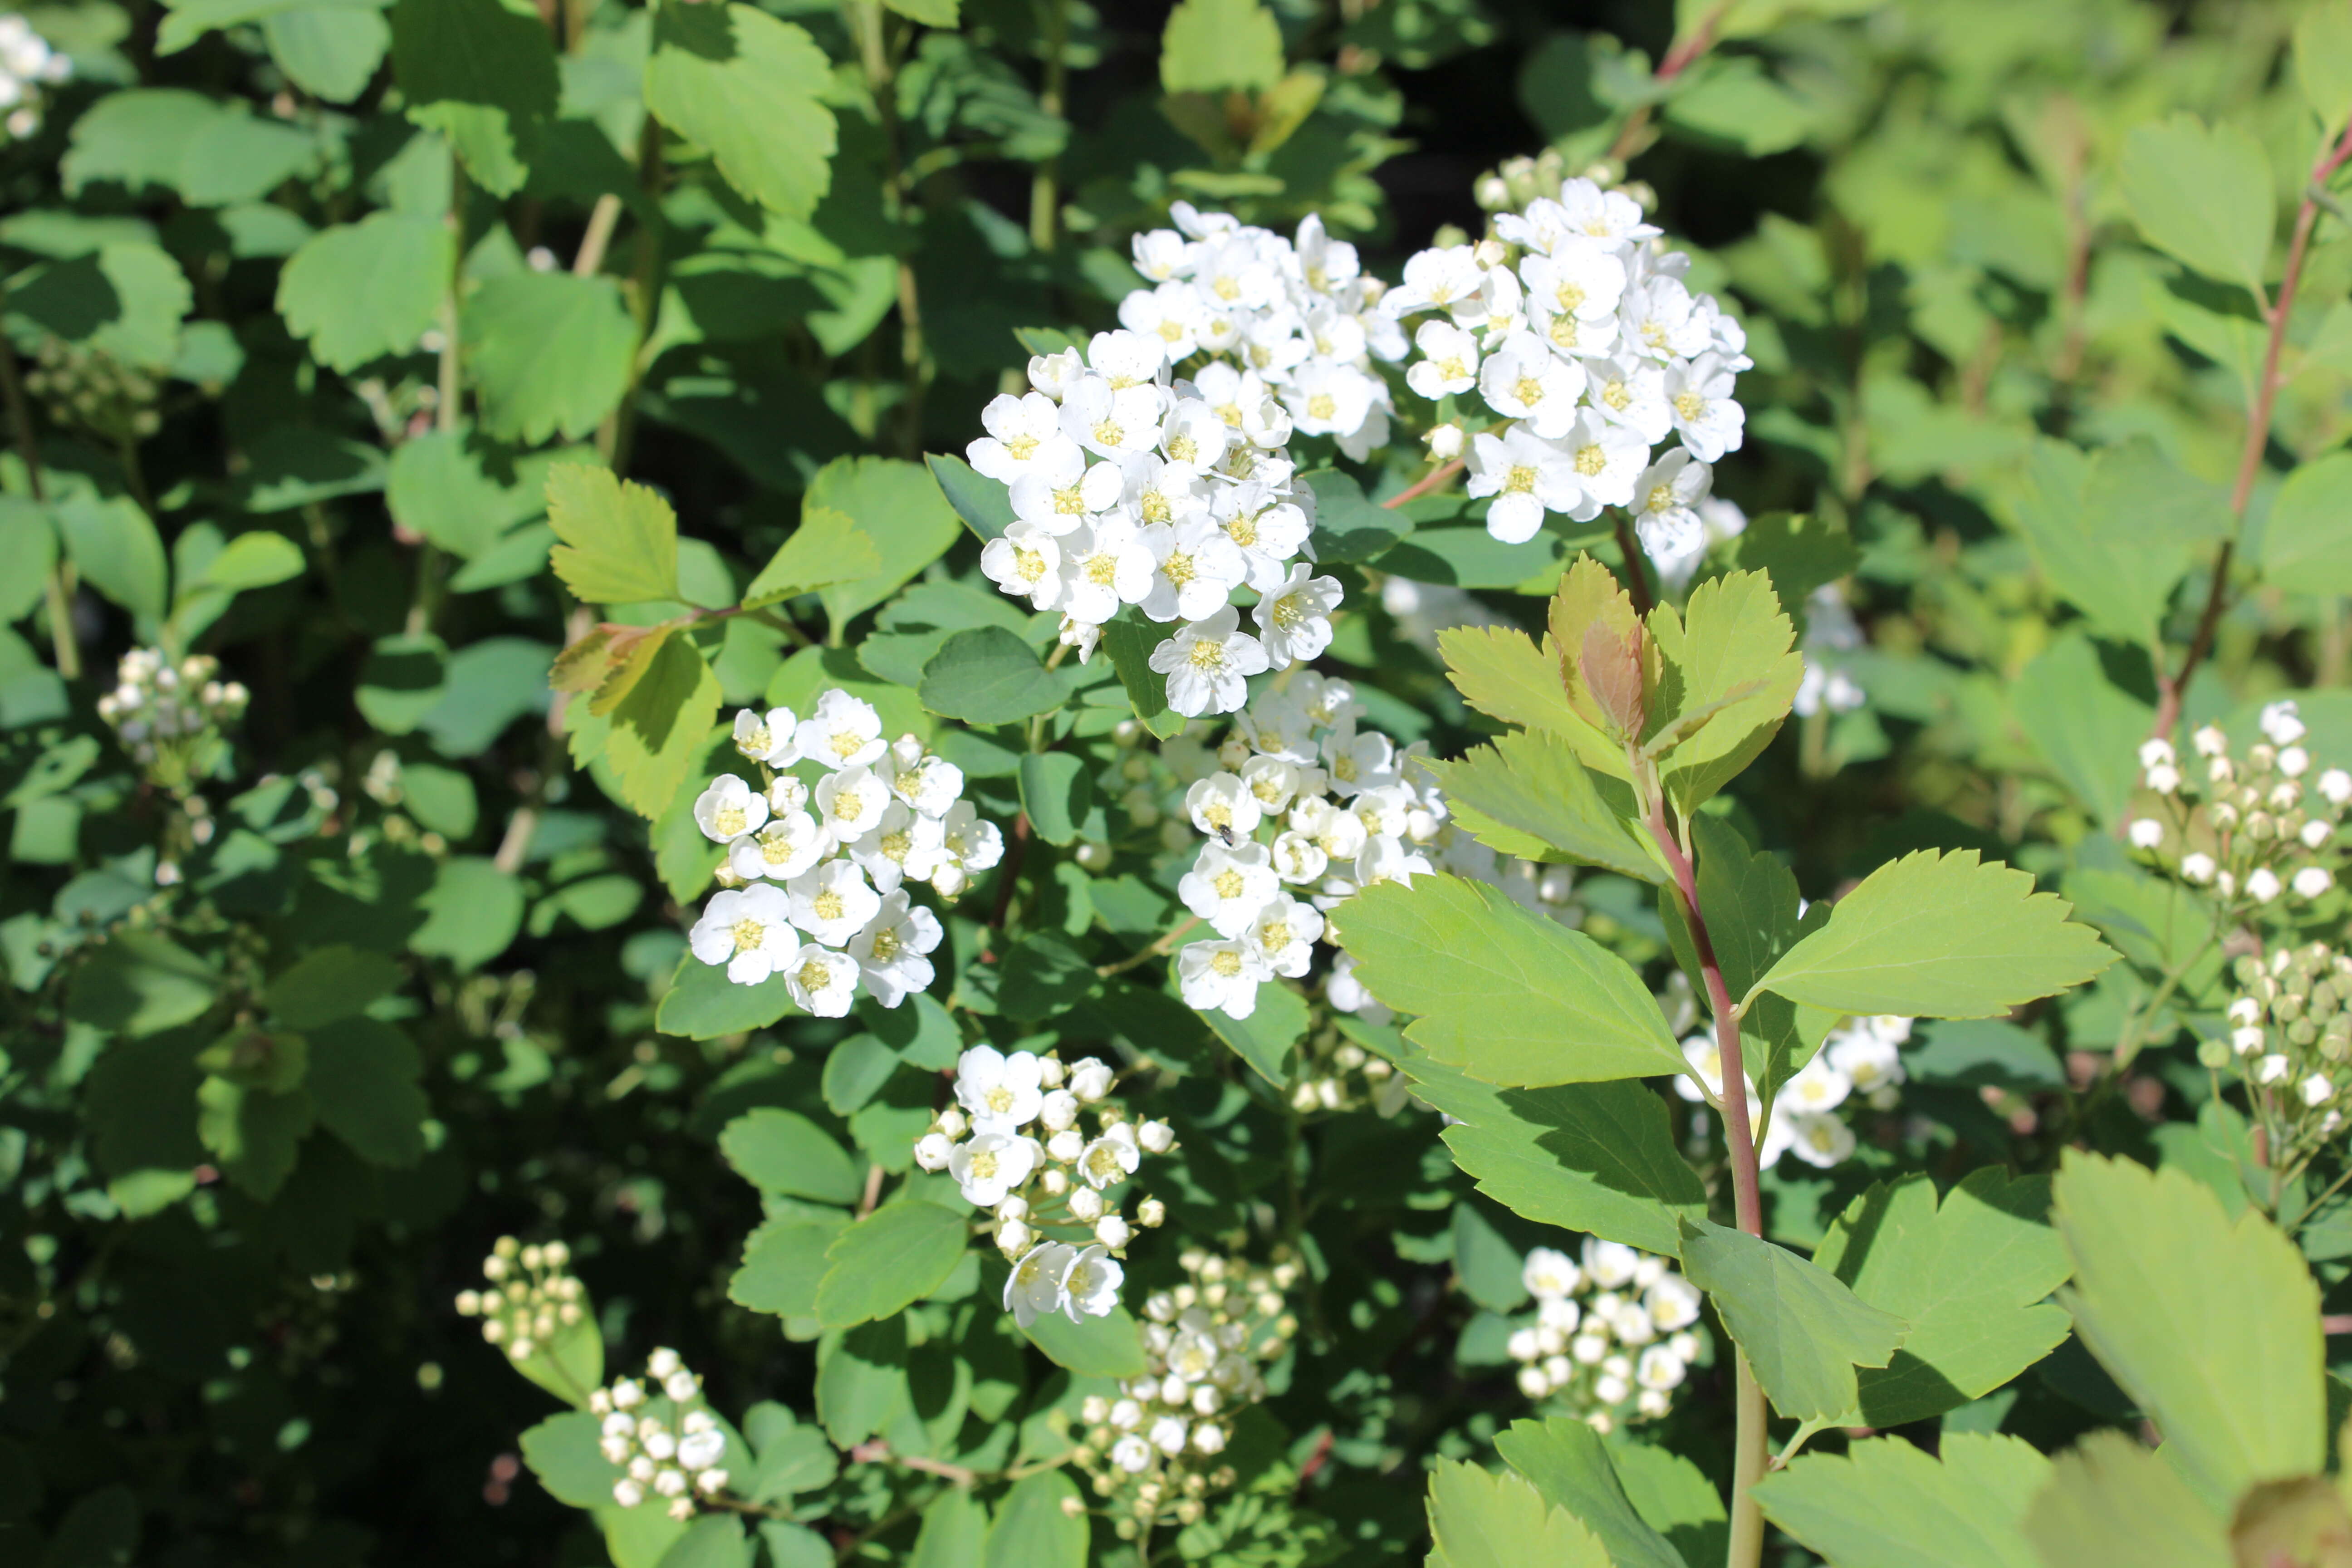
(1676, 1014, 1910, 1170)
(453, 1236, 586, 1363)
(2199, 944, 2352, 1140)
(2131, 701, 2345, 904)
(912, 1046, 1171, 1323)
(96, 647, 251, 788)
(589, 1350, 728, 1520)
(1501, 1240, 1704, 1432)
(685, 690, 1001, 1015)
(0, 16, 69, 140)
(1071, 1249, 1299, 1537)
(965, 204, 1406, 717)
(1793, 583, 1867, 719)
(1391, 177, 1749, 557)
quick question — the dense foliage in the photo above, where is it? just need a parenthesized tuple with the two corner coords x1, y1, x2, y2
(8, 2, 2352, 1567)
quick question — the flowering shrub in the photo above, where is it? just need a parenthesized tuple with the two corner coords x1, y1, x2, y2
(15, 4, 2352, 1568)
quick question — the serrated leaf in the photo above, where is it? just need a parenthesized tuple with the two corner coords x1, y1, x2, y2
(1677, 1216, 1907, 1421)
(1651, 568, 1803, 808)
(196, 1078, 314, 1199)
(1729, 510, 1860, 622)
(918, 627, 1072, 726)
(466, 273, 637, 445)
(1493, 1417, 1686, 1568)
(719, 1109, 864, 1206)
(2053, 1151, 2324, 1511)
(646, 1, 837, 220)
(1335, 875, 1686, 1087)
(276, 212, 450, 372)
(741, 1404, 838, 1502)
(263, 944, 401, 1028)
(2260, 450, 2352, 597)
(2120, 114, 2274, 295)
(814, 1201, 970, 1328)
(741, 505, 878, 610)
(546, 464, 680, 606)
(1424, 730, 1666, 885)
(390, 0, 558, 196)
(1742, 849, 2116, 1019)
(599, 638, 724, 818)
(2021, 1431, 2233, 1568)
(305, 1017, 428, 1167)
(1424, 1458, 1612, 1568)
(1754, 1432, 2049, 1568)
(1657, 814, 1830, 1095)
(1813, 1170, 2073, 1428)
(1160, 0, 1285, 95)
(521, 1410, 622, 1509)
(1436, 623, 1618, 774)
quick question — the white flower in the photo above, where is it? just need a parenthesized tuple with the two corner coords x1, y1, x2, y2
(2295, 866, 2335, 899)
(1826, 1026, 1905, 1094)
(1138, 516, 1249, 623)
(968, 392, 1074, 482)
(1785, 1111, 1857, 1169)
(1077, 1123, 1141, 1191)
(884, 744, 965, 818)
(1096, 1214, 1133, 1250)
(1179, 839, 1281, 936)
(2181, 852, 2217, 883)
(1039, 1090, 1079, 1132)
(2193, 724, 2230, 757)
(1584, 1239, 1640, 1289)
(732, 707, 800, 766)
(1246, 893, 1323, 977)
(1646, 1274, 1702, 1332)
(849, 803, 945, 893)
(1406, 319, 1481, 399)
(848, 892, 942, 1008)
(956, 1047, 1047, 1135)
(936, 801, 1005, 886)
(1240, 754, 1301, 814)
(1663, 353, 1745, 461)
(1521, 240, 1627, 324)
(787, 859, 882, 946)
(816, 765, 892, 843)
(1068, 1057, 1114, 1101)
(689, 884, 800, 985)
(1192, 1423, 1228, 1456)
(1120, 280, 1202, 362)
(1151, 606, 1270, 717)
(1270, 831, 1329, 884)
(692, 775, 768, 845)
(1212, 484, 1311, 592)
(729, 810, 827, 882)
(2127, 817, 2165, 850)
(2144, 762, 2180, 794)
(1009, 443, 1123, 534)
(2138, 739, 2176, 769)
(2261, 699, 2307, 745)
(913, 1132, 953, 1171)
(1587, 354, 1672, 442)
(1621, 274, 1709, 360)
(1109, 1434, 1152, 1473)
(1028, 347, 1084, 399)
(2248, 866, 2283, 903)
(1186, 772, 1264, 838)
(2304, 1073, 2337, 1107)
(1252, 566, 1342, 668)
(1478, 330, 1585, 438)
(980, 520, 1065, 609)
(1780, 1053, 1851, 1114)
(1522, 1247, 1581, 1300)
(1061, 1244, 1125, 1320)
(1284, 361, 1378, 440)
(796, 690, 886, 770)
(1158, 403, 1230, 474)
(1636, 1344, 1686, 1392)
(951, 1133, 1040, 1208)
(1555, 407, 1648, 518)
(1465, 426, 1581, 544)
(1148, 1414, 1190, 1455)
(1630, 449, 1710, 561)
(784, 945, 860, 1017)
(1387, 245, 1484, 316)
(2319, 768, 2352, 807)
(2282, 746, 2311, 779)
(1004, 1241, 1074, 1327)
(1176, 935, 1276, 1021)
(1057, 517, 1154, 623)
(1353, 834, 1433, 890)
(1062, 376, 1169, 460)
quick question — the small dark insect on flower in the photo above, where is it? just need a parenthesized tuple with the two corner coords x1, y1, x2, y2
(1215, 825, 1237, 847)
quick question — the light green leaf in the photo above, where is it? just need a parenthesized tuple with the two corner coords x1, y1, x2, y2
(1677, 1216, 1907, 1421)
(1021, 1303, 1149, 1378)
(645, 2, 837, 220)
(1201, 979, 1307, 1085)
(926, 452, 1014, 543)
(2298, 4, 2352, 137)
(1493, 1417, 1686, 1568)
(1404, 1058, 1705, 1257)
(816, 1318, 909, 1447)
(911, 1489, 985, 1568)
(1333, 875, 1686, 1087)
(983, 1471, 1087, 1568)
(177, 110, 323, 206)
(60, 89, 219, 194)
(410, 855, 526, 968)
(882, 0, 958, 24)
(265, 8, 392, 102)
(276, 212, 451, 372)
(53, 495, 167, 624)
(2001, 438, 2228, 643)
(307, 1017, 427, 1166)
(1611, 1441, 1727, 1567)
(1812, 1171, 2073, 1429)
(806, 458, 966, 633)
(521, 1410, 620, 1508)
(741, 1404, 838, 1502)
(466, 273, 637, 444)
(2259, 450, 2352, 597)
(390, 0, 559, 196)
(2021, 1431, 2233, 1568)
(1424, 730, 1666, 885)
(597, 637, 725, 818)
(195, 532, 305, 593)
(1651, 568, 1803, 809)
(813, 1201, 970, 1327)
(1423, 1458, 1612, 1568)
(741, 505, 879, 610)
(262, 944, 401, 1027)
(1729, 510, 1861, 622)
(1742, 849, 2115, 1020)
(918, 627, 1072, 726)
(356, 632, 448, 735)
(1161, 0, 1285, 95)
(654, 949, 798, 1039)
(1754, 1432, 2050, 1568)
(2120, 114, 2273, 295)
(2010, 630, 2151, 827)
(1437, 623, 1616, 775)
(1101, 612, 1186, 739)
(1301, 467, 1413, 563)
(719, 1109, 864, 1206)
(729, 1217, 847, 1319)
(2052, 1151, 2324, 1511)
(546, 464, 681, 607)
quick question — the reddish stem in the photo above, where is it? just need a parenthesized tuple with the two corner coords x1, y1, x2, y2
(1613, 515, 1656, 618)
(1606, 1, 1732, 163)
(1382, 457, 1464, 511)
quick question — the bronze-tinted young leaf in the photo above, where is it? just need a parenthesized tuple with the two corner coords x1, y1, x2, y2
(1548, 553, 1643, 735)
(1580, 620, 1646, 740)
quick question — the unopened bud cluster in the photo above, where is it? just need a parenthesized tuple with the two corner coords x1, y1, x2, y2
(1499, 1240, 1705, 1433)
(588, 1349, 728, 1520)
(24, 337, 162, 440)
(1070, 1249, 1300, 1537)
(2200, 944, 2352, 1142)
(0, 16, 72, 139)
(453, 1236, 584, 1364)
(2129, 702, 2345, 906)
(96, 648, 250, 791)
(1287, 1025, 1406, 1115)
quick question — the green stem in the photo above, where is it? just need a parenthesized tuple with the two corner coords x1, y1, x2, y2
(2112, 930, 2216, 1069)
(0, 288, 77, 678)
(1028, 0, 1069, 255)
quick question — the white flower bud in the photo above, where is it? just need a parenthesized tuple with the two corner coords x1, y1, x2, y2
(1039, 1056, 1066, 1088)
(601, 1436, 631, 1464)
(1039, 1090, 1079, 1132)
(1047, 1129, 1085, 1164)
(998, 1219, 1032, 1256)
(1040, 1167, 1069, 1196)
(653, 1468, 688, 1498)
(2303, 1073, 2337, 1107)
(663, 1371, 698, 1402)
(696, 1469, 727, 1495)
(1137, 1120, 1175, 1154)
(1191, 1422, 1227, 1455)
(2282, 746, 2311, 778)
(2320, 768, 2352, 807)
(2294, 866, 2334, 899)
(1516, 1365, 1550, 1399)
(1068, 1058, 1114, 1101)
(643, 1430, 677, 1462)
(1137, 1197, 1166, 1227)
(2259, 1052, 2292, 1084)
(913, 1132, 953, 1171)
(2180, 853, 2216, 884)
(2145, 763, 2180, 794)
(1069, 1186, 1105, 1222)
(2193, 724, 2228, 757)
(613, 1480, 645, 1509)
(2138, 739, 2176, 769)
(1425, 422, 1464, 460)
(2127, 818, 2164, 850)
(997, 1195, 1029, 1220)
(936, 1107, 967, 1138)
(628, 1456, 657, 1484)
(1096, 1215, 1133, 1249)
(2249, 867, 2283, 903)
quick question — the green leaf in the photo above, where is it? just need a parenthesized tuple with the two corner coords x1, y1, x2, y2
(983, 1471, 1087, 1568)
(1423, 1457, 1612, 1568)
(60, 88, 220, 194)
(1200, 976, 1308, 1084)
(1742, 850, 2115, 1020)
(816, 1318, 909, 1447)
(263, 945, 401, 1028)
(1754, 1432, 2049, 1568)
(1650, 568, 1803, 809)
(546, 464, 681, 607)
(6, 243, 191, 371)
(276, 213, 451, 372)
(2020, 1431, 2233, 1568)
(2260, 450, 2352, 597)
(521, 1410, 619, 1507)
(719, 1109, 864, 1206)
(306, 1017, 427, 1166)
(741, 505, 878, 611)
(1812, 1171, 2073, 1429)
(512, 1307, 605, 1412)
(196, 1078, 314, 1199)
(911, 1489, 986, 1568)
(1493, 1417, 1686, 1568)
(2011, 630, 2152, 827)
(1301, 468, 1413, 563)
(1404, 1058, 1706, 1257)
(600, 638, 725, 818)
(882, 0, 958, 24)
(1676, 1216, 1907, 1421)
(410, 855, 527, 968)
(1160, 0, 1285, 95)
(1021, 1303, 1149, 1378)
(645, 2, 837, 220)
(1333, 875, 1686, 1087)
(655, 951, 799, 1039)
(67, 932, 220, 1036)
(730, 1217, 847, 1318)
(813, 1201, 970, 1328)
(926, 451, 1014, 543)
(741, 1404, 838, 1502)
(466, 273, 637, 444)
(1424, 730, 1666, 885)
(1101, 612, 1185, 739)
(2001, 439, 2229, 643)
(356, 633, 448, 735)
(264, 8, 392, 102)
(919, 627, 1072, 726)
(195, 532, 304, 593)
(806, 458, 966, 633)
(390, 0, 559, 196)
(2299, 4, 2352, 134)
(658, 1515, 749, 1568)
(1728, 511, 1860, 621)
(2120, 114, 2273, 295)
(53, 495, 167, 625)
(2052, 1150, 2324, 1511)
(1437, 624, 1602, 762)
(1610, 1442, 1727, 1567)
(1017, 752, 1093, 846)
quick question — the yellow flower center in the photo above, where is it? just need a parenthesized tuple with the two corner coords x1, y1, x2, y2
(1308, 394, 1337, 421)
(735, 725, 769, 757)
(1210, 949, 1242, 977)
(1224, 446, 1256, 476)
(1548, 316, 1579, 350)
(1271, 593, 1305, 630)
(1141, 491, 1171, 524)
(1252, 777, 1284, 804)
(1333, 755, 1357, 782)
(1188, 638, 1225, 669)
(880, 830, 911, 862)
(813, 890, 845, 921)
(1554, 281, 1586, 312)
(833, 791, 864, 823)
(1053, 484, 1088, 515)
(1157, 320, 1184, 343)
(1436, 356, 1468, 381)
(1014, 546, 1048, 581)
(1642, 320, 1670, 348)
(1004, 434, 1038, 461)
(1215, 402, 1243, 428)
(1646, 484, 1676, 515)
(1212, 275, 1240, 302)
(1575, 445, 1607, 477)
(985, 1084, 1014, 1114)
(1086, 1144, 1122, 1180)
(1161, 550, 1196, 587)
(730, 918, 765, 953)
(1213, 869, 1245, 900)
(760, 830, 796, 865)
(830, 730, 865, 760)
(969, 1147, 1000, 1180)
(1673, 391, 1705, 421)
(713, 804, 747, 837)
(1226, 511, 1259, 548)
(1093, 419, 1125, 447)
(1504, 463, 1537, 495)
(1167, 433, 1197, 463)
(1306, 265, 1328, 291)
(1602, 379, 1632, 411)
(1514, 374, 1544, 406)
(870, 926, 901, 962)
(1086, 552, 1119, 585)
